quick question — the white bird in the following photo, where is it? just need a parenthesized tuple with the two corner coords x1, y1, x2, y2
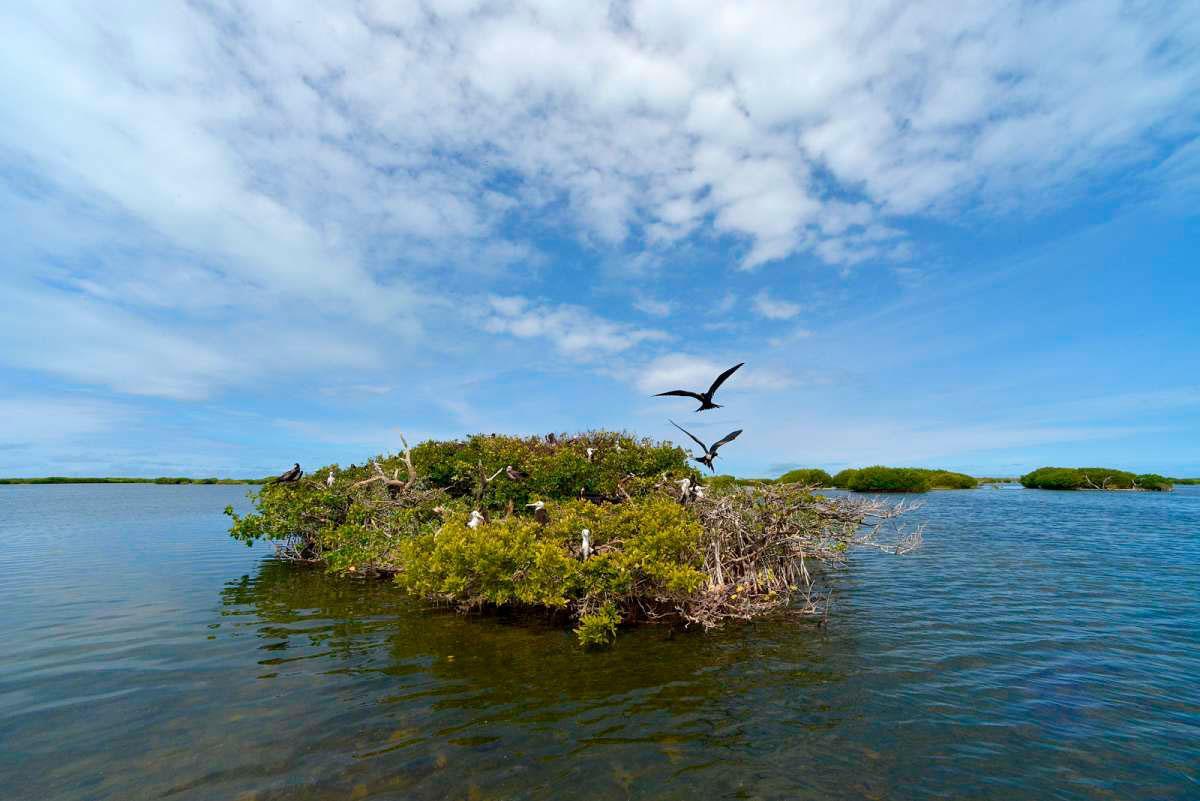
(526, 500, 549, 525)
(581, 528, 592, 560)
(468, 510, 486, 529)
(326, 469, 335, 488)
(586, 447, 596, 462)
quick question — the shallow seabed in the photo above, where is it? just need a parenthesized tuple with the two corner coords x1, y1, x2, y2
(0, 484, 1197, 800)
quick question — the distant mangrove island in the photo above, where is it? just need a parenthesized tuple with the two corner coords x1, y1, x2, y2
(705, 465, 1193, 493)
(707, 466, 979, 492)
(1019, 467, 1174, 491)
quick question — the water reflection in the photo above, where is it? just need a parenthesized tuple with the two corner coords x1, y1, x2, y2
(3, 485, 1199, 800)
(211, 558, 854, 800)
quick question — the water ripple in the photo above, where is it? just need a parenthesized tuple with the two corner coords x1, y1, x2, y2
(0, 484, 1198, 799)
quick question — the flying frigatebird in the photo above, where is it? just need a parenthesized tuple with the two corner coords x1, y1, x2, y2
(655, 362, 744, 411)
(669, 420, 742, 473)
(274, 463, 302, 483)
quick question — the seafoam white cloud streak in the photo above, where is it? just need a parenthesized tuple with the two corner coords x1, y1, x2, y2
(483, 296, 670, 358)
(636, 353, 794, 395)
(0, 0, 1197, 404)
(752, 290, 803, 320)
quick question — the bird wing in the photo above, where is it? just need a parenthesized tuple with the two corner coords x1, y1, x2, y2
(706, 362, 744, 397)
(670, 419, 709, 452)
(709, 429, 743, 454)
(655, 389, 706, 401)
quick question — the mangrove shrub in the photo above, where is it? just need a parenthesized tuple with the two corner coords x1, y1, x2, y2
(1020, 467, 1173, 491)
(776, 468, 833, 487)
(227, 431, 917, 645)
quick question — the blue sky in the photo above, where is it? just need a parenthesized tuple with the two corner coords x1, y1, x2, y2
(1, 1, 1198, 478)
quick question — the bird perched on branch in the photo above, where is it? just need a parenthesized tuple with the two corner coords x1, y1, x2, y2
(581, 528, 592, 560)
(586, 447, 596, 462)
(506, 465, 529, 481)
(274, 463, 302, 483)
(326, 469, 335, 488)
(669, 420, 742, 473)
(677, 477, 705, 504)
(526, 500, 549, 525)
(579, 487, 620, 504)
(468, 510, 486, 529)
(655, 362, 744, 411)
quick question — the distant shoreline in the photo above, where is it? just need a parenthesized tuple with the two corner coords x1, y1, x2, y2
(0, 477, 268, 485)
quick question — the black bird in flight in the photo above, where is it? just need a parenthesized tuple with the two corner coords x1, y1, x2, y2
(655, 362, 744, 411)
(669, 420, 742, 473)
(274, 463, 302, 483)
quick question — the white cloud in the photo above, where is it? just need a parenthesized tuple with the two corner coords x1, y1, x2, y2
(483, 296, 669, 358)
(633, 296, 675, 317)
(2, 0, 1192, 295)
(752, 290, 803, 320)
(1, 0, 1197, 406)
(0, 397, 133, 445)
(636, 353, 793, 394)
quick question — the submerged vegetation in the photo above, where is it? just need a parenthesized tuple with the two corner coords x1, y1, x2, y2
(227, 432, 917, 645)
(1020, 467, 1173, 491)
(0, 476, 266, 485)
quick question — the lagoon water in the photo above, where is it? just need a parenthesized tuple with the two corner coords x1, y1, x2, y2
(0, 484, 1197, 800)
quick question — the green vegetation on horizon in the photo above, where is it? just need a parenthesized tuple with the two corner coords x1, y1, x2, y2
(1019, 467, 1173, 491)
(0, 476, 267, 485)
(772, 466, 978, 492)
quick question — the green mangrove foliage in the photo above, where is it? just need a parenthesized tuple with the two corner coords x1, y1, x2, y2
(227, 431, 915, 645)
(818, 466, 978, 492)
(1020, 467, 1173, 491)
(776, 468, 834, 487)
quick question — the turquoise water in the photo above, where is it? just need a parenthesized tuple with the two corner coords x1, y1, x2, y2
(0, 484, 1197, 800)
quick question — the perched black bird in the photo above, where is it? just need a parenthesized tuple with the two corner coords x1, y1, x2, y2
(655, 362, 744, 411)
(579, 488, 620, 504)
(669, 420, 742, 473)
(274, 463, 302, 483)
(506, 465, 529, 481)
(546, 432, 558, 445)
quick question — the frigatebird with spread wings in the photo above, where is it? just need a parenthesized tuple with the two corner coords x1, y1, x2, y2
(655, 362, 744, 411)
(273, 463, 302, 484)
(669, 420, 742, 473)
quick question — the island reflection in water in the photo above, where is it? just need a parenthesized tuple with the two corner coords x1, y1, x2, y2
(0, 483, 1197, 800)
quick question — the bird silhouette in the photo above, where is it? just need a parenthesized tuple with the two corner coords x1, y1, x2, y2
(274, 463, 302, 483)
(655, 362, 744, 411)
(669, 420, 742, 473)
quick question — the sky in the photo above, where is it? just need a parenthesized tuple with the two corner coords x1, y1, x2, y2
(1, 0, 1198, 479)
